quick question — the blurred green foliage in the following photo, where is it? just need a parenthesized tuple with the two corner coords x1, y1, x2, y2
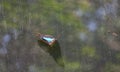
(0, 0, 120, 72)
(104, 62, 120, 72)
(0, 0, 85, 31)
(65, 61, 81, 72)
(81, 46, 96, 57)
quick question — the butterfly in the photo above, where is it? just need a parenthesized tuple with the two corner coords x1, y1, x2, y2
(41, 35, 56, 47)
(36, 33, 64, 67)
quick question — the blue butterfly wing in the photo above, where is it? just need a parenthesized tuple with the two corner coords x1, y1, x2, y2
(43, 37, 55, 43)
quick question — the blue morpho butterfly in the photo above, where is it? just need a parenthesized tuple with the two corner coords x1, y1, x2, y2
(37, 33, 56, 47)
(36, 33, 64, 67)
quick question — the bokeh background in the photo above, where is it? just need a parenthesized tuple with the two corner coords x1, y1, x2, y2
(0, 0, 120, 72)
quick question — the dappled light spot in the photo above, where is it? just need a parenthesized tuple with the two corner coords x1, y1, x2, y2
(75, 9, 84, 17)
(104, 1, 118, 17)
(2, 34, 11, 46)
(79, 32, 87, 41)
(0, 47, 7, 54)
(87, 21, 97, 32)
(0, 34, 11, 55)
(15, 62, 21, 70)
(96, 7, 106, 20)
(12, 29, 19, 40)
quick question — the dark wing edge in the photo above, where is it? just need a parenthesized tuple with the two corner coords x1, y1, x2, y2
(48, 40, 64, 67)
(37, 40, 64, 67)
